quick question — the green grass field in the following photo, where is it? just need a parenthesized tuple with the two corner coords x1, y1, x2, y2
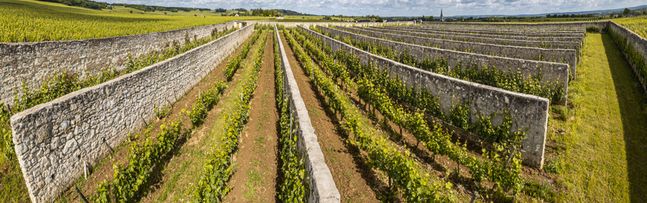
(0, 0, 267, 42)
(550, 33, 647, 202)
(614, 16, 647, 38)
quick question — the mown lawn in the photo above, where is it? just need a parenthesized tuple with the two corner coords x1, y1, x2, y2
(551, 33, 647, 202)
(0, 0, 267, 42)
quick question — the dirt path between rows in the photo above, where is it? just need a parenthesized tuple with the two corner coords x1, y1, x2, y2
(279, 32, 379, 202)
(223, 33, 279, 202)
(59, 35, 251, 202)
(138, 32, 265, 202)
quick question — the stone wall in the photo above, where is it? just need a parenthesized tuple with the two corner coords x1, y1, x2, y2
(394, 26, 584, 42)
(420, 22, 591, 34)
(9, 25, 254, 203)
(318, 26, 570, 103)
(275, 27, 341, 203)
(608, 22, 647, 94)
(417, 27, 584, 37)
(337, 26, 579, 69)
(365, 26, 583, 50)
(423, 21, 607, 29)
(0, 21, 241, 104)
(301, 26, 549, 168)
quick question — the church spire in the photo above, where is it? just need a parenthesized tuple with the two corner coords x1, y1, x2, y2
(440, 9, 444, 22)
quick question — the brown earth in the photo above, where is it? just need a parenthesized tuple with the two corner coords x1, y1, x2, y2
(139, 31, 268, 202)
(295, 28, 547, 201)
(279, 32, 380, 202)
(223, 33, 279, 202)
(57, 34, 254, 202)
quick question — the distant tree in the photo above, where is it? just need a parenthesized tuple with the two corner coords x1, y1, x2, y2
(39, 0, 108, 10)
(624, 8, 631, 16)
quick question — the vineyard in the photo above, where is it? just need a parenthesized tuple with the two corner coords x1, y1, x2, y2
(614, 16, 647, 38)
(1, 1, 647, 202)
(0, 0, 265, 42)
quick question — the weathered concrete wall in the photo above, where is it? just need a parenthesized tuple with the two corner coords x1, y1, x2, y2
(9, 25, 254, 203)
(364, 26, 582, 50)
(608, 22, 647, 94)
(301, 26, 549, 168)
(337, 26, 579, 69)
(318, 26, 570, 101)
(0, 21, 241, 104)
(275, 27, 341, 203)
(249, 21, 414, 28)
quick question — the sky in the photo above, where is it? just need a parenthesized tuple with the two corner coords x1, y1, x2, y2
(101, 0, 647, 16)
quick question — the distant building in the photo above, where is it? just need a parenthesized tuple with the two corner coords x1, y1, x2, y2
(440, 9, 445, 22)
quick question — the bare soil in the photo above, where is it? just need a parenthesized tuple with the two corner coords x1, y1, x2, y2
(140, 32, 268, 202)
(58, 35, 252, 202)
(223, 33, 279, 202)
(279, 32, 380, 202)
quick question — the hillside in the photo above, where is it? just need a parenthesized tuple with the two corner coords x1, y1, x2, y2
(0, 0, 266, 42)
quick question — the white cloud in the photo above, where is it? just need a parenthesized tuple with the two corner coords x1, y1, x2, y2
(101, 0, 646, 16)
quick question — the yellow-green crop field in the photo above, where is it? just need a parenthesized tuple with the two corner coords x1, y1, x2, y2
(0, 0, 267, 42)
(614, 16, 647, 38)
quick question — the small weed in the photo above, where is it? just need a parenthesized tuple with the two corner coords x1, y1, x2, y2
(154, 104, 171, 119)
(522, 181, 556, 202)
(551, 106, 569, 121)
(543, 159, 560, 174)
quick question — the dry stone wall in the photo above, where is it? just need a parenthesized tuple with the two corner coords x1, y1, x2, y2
(608, 22, 647, 94)
(337, 26, 579, 69)
(318, 26, 570, 100)
(275, 27, 341, 203)
(419, 22, 588, 35)
(417, 27, 584, 37)
(9, 25, 254, 203)
(364, 26, 582, 51)
(301, 26, 549, 168)
(0, 21, 241, 104)
(422, 21, 606, 31)
(393, 26, 584, 42)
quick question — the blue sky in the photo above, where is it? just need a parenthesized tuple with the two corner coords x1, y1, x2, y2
(102, 0, 646, 16)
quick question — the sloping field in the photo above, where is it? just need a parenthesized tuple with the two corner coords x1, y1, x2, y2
(0, 0, 265, 42)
